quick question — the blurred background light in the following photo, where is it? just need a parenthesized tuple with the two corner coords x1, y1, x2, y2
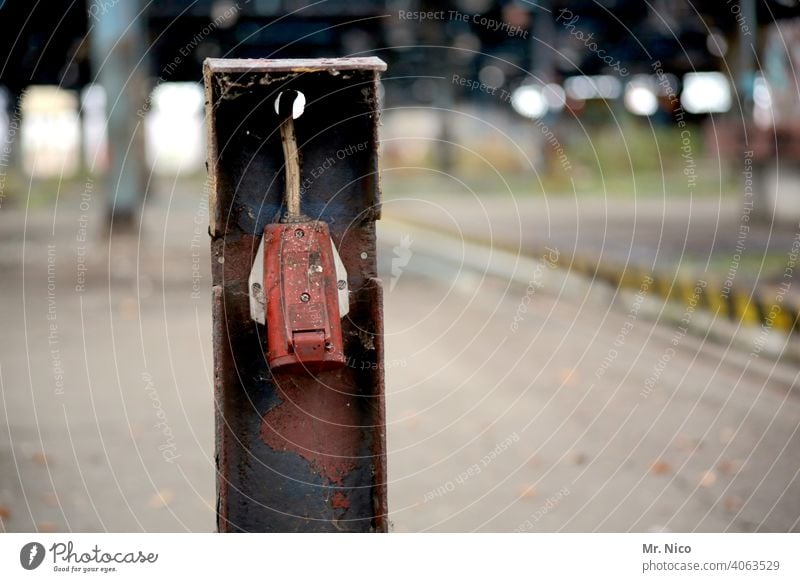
(542, 83, 566, 112)
(80, 84, 108, 172)
(624, 76, 659, 116)
(20, 86, 80, 178)
(753, 73, 774, 128)
(680, 72, 732, 114)
(564, 75, 622, 101)
(478, 65, 506, 89)
(511, 84, 547, 119)
(706, 30, 728, 57)
(144, 82, 205, 175)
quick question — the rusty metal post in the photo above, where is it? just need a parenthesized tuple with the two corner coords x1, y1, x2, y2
(203, 58, 388, 532)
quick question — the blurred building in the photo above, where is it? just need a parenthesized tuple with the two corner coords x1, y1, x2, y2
(1, 0, 799, 196)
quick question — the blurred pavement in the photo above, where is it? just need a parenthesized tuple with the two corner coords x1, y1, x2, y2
(0, 184, 799, 532)
(383, 192, 800, 301)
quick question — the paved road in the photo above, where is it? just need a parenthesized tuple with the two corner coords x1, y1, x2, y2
(0, 197, 215, 532)
(381, 219, 800, 532)
(1, 189, 799, 532)
(383, 193, 800, 299)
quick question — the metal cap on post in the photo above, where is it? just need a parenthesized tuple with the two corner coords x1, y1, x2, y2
(204, 57, 387, 532)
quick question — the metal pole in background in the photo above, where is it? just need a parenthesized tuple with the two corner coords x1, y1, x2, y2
(204, 57, 388, 532)
(88, 0, 149, 229)
(738, 0, 757, 117)
(531, 0, 555, 84)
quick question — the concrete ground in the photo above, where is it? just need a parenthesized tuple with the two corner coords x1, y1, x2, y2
(1, 184, 799, 532)
(0, 188, 216, 532)
(382, 219, 800, 532)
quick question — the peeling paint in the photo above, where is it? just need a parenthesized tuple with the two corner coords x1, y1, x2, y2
(260, 372, 361, 485)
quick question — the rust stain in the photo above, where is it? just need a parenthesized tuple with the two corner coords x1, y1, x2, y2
(260, 370, 361, 485)
(331, 492, 350, 510)
(212, 286, 229, 531)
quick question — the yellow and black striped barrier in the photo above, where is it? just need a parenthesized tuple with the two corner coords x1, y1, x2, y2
(566, 258, 800, 335)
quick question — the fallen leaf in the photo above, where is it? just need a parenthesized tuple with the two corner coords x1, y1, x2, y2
(130, 423, 144, 441)
(42, 492, 59, 507)
(38, 521, 58, 532)
(675, 435, 702, 453)
(32, 451, 50, 466)
(148, 489, 174, 509)
(117, 297, 138, 320)
(717, 459, 743, 476)
(567, 451, 587, 466)
(699, 470, 717, 488)
(527, 456, 542, 468)
(650, 459, 671, 475)
(518, 485, 537, 500)
(0, 505, 10, 520)
(723, 495, 744, 512)
(560, 368, 578, 385)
